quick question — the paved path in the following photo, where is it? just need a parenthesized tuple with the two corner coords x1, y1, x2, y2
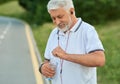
(0, 16, 45, 84)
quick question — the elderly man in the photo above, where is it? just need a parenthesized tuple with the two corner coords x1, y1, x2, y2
(39, 0, 105, 84)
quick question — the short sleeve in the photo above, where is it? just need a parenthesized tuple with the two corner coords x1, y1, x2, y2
(44, 34, 52, 59)
(85, 27, 104, 53)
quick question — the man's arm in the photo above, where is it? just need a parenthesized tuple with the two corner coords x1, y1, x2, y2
(52, 46, 105, 67)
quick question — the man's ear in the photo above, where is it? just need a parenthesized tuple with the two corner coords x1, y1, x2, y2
(70, 8, 74, 15)
(71, 11, 73, 15)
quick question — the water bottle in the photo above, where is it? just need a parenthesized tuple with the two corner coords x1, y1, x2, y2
(47, 58, 58, 80)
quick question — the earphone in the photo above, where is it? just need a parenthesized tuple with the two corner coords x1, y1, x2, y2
(71, 11, 73, 15)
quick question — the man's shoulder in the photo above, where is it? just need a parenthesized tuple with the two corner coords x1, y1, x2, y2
(78, 18, 94, 29)
(82, 21, 94, 29)
(51, 27, 58, 33)
(80, 21, 96, 32)
(49, 27, 58, 38)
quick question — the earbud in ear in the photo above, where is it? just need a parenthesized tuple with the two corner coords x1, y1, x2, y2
(71, 11, 73, 15)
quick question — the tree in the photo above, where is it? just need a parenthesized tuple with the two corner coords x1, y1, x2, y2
(19, 0, 120, 25)
(0, 0, 16, 4)
(19, 0, 50, 25)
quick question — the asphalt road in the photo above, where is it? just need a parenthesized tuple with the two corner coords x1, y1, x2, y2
(0, 16, 44, 84)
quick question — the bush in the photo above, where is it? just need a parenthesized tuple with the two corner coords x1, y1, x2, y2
(74, 0, 120, 24)
(19, 0, 120, 25)
(19, 0, 50, 25)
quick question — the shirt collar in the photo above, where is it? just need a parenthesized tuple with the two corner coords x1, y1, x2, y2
(70, 18, 82, 32)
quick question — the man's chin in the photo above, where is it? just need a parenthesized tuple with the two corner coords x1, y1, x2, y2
(58, 27, 69, 32)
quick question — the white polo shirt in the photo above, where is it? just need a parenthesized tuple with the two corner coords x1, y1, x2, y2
(44, 18, 104, 84)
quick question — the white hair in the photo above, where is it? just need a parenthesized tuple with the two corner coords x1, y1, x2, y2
(47, 0, 74, 12)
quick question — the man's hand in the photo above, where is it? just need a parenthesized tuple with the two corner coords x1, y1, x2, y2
(41, 62, 56, 78)
(52, 46, 66, 59)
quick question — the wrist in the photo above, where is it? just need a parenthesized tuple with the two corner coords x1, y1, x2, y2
(39, 63, 45, 74)
(63, 52, 69, 60)
(39, 59, 50, 74)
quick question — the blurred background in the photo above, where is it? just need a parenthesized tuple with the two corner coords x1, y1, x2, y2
(0, 0, 120, 84)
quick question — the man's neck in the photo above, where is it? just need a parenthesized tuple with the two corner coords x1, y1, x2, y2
(70, 17, 78, 30)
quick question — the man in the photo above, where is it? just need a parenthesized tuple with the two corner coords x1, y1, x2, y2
(39, 0, 105, 84)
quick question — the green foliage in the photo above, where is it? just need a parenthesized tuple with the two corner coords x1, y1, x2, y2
(74, 0, 120, 24)
(0, 0, 17, 4)
(19, 0, 50, 25)
(96, 20, 120, 84)
(18, 0, 120, 25)
(0, 1, 25, 19)
(0, 0, 10, 4)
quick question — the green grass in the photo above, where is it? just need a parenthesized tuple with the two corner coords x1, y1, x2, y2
(0, 1, 120, 84)
(0, 1, 25, 18)
(96, 20, 120, 84)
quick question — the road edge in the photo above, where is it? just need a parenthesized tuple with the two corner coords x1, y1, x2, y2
(25, 24, 44, 84)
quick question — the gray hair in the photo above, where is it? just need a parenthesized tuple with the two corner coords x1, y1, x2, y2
(47, 0, 74, 12)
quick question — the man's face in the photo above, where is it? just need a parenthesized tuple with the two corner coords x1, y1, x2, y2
(49, 8, 72, 32)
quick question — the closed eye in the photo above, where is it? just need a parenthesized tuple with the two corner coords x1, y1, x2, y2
(57, 15, 64, 19)
(51, 15, 64, 22)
